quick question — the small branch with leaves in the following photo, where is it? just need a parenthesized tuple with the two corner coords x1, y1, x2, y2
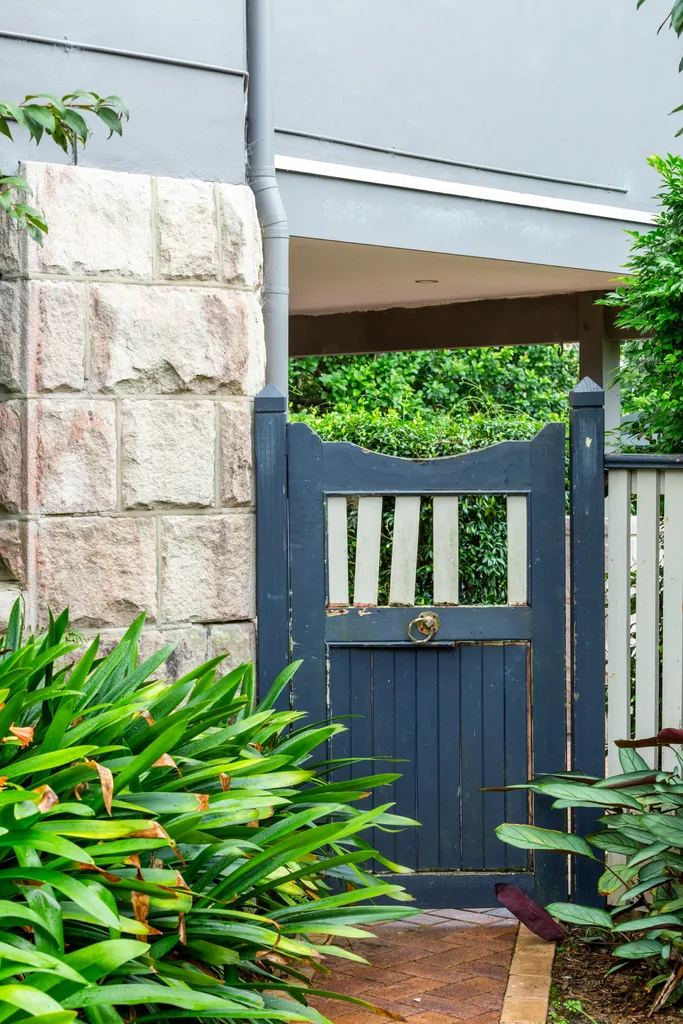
(0, 91, 129, 243)
(637, 0, 683, 134)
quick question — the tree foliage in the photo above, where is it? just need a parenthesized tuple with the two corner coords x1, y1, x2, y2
(290, 345, 578, 421)
(602, 153, 683, 452)
(0, 91, 128, 242)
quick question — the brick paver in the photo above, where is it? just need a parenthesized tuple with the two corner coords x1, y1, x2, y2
(309, 908, 517, 1024)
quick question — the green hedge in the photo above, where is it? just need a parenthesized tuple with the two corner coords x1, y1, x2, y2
(293, 408, 560, 605)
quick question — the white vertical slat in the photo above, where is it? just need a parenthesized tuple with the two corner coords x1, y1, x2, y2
(506, 495, 528, 606)
(607, 469, 632, 777)
(389, 496, 421, 605)
(327, 497, 349, 606)
(662, 471, 683, 770)
(353, 496, 383, 606)
(433, 496, 459, 605)
(635, 471, 660, 767)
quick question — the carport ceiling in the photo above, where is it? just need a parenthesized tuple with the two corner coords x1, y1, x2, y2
(289, 237, 619, 315)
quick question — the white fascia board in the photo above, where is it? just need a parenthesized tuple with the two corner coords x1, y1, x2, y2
(275, 154, 656, 227)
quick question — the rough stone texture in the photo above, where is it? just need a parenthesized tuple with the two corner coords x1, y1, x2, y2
(219, 185, 263, 288)
(0, 162, 262, 660)
(161, 514, 255, 623)
(0, 281, 26, 392)
(93, 625, 210, 681)
(220, 401, 253, 506)
(209, 621, 256, 672)
(5, 162, 153, 279)
(0, 520, 29, 586)
(36, 516, 157, 629)
(0, 401, 26, 512)
(31, 399, 117, 514)
(121, 400, 215, 509)
(90, 285, 265, 395)
(156, 177, 218, 280)
(0, 588, 23, 630)
(28, 281, 87, 392)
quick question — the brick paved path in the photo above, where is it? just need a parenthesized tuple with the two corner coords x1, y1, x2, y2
(310, 908, 517, 1024)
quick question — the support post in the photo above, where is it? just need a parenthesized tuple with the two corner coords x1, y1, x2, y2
(570, 378, 606, 906)
(578, 293, 620, 448)
(254, 385, 289, 702)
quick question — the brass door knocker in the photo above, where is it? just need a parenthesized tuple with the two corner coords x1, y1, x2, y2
(407, 612, 441, 643)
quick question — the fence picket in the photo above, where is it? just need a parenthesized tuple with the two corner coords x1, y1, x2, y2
(389, 496, 421, 605)
(662, 472, 683, 769)
(506, 495, 528, 605)
(353, 496, 383, 606)
(433, 496, 459, 605)
(635, 472, 660, 766)
(607, 469, 632, 777)
(327, 496, 349, 606)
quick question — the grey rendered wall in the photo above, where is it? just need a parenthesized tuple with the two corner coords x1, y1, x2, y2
(272, 0, 680, 212)
(0, 0, 247, 182)
(271, 0, 683, 269)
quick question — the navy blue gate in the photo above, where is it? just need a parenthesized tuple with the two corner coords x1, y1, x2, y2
(255, 385, 569, 908)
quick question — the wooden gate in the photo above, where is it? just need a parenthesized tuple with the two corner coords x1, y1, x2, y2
(255, 387, 568, 908)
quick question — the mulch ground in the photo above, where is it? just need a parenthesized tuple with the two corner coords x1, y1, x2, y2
(307, 908, 517, 1024)
(551, 937, 683, 1023)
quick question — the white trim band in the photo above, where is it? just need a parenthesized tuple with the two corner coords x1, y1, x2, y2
(275, 154, 656, 226)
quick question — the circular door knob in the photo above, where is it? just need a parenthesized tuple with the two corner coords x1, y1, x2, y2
(408, 612, 441, 644)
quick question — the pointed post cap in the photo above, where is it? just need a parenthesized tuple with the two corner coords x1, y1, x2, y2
(570, 377, 604, 408)
(255, 383, 287, 412)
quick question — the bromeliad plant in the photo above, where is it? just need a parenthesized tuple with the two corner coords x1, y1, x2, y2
(495, 730, 683, 1013)
(0, 602, 417, 1024)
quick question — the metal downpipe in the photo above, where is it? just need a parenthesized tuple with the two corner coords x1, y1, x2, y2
(246, 0, 289, 397)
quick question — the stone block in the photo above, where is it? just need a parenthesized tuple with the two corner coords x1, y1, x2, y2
(218, 185, 263, 288)
(121, 399, 215, 509)
(220, 400, 253, 506)
(0, 520, 29, 587)
(161, 513, 255, 623)
(0, 281, 26, 392)
(90, 284, 265, 395)
(0, 401, 26, 512)
(0, 280, 87, 393)
(28, 281, 88, 392)
(94, 625, 210, 681)
(36, 516, 157, 629)
(156, 177, 218, 280)
(209, 621, 256, 672)
(30, 399, 116, 514)
(0, 587, 23, 630)
(10, 162, 153, 279)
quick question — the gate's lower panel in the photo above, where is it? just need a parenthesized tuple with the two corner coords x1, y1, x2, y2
(329, 643, 531, 904)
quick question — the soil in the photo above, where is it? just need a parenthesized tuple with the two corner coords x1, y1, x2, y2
(550, 934, 683, 1024)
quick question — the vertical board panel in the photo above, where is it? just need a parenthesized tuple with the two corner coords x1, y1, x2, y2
(415, 647, 440, 869)
(372, 649, 396, 864)
(394, 648, 418, 870)
(389, 496, 421, 605)
(635, 471, 660, 767)
(460, 645, 484, 869)
(482, 645, 506, 868)
(504, 644, 531, 868)
(326, 496, 349, 606)
(353, 497, 383, 605)
(507, 495, 528, 605)
(437, 647, 461, 870)
(607, 469, 632, 777)
(433, 496, 459, 604)
(662, 472, 683, 770)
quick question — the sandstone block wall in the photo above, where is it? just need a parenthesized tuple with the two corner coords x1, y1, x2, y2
(0, 162, 264, 677)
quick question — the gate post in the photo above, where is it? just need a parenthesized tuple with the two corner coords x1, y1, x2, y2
(254, 385, 289, 700)
(570, 378, 606, 906)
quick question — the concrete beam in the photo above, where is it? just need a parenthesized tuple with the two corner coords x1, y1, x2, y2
(289, 291, 639, 357)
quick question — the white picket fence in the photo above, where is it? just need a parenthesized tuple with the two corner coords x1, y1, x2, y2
(606, 467, 683, 773)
